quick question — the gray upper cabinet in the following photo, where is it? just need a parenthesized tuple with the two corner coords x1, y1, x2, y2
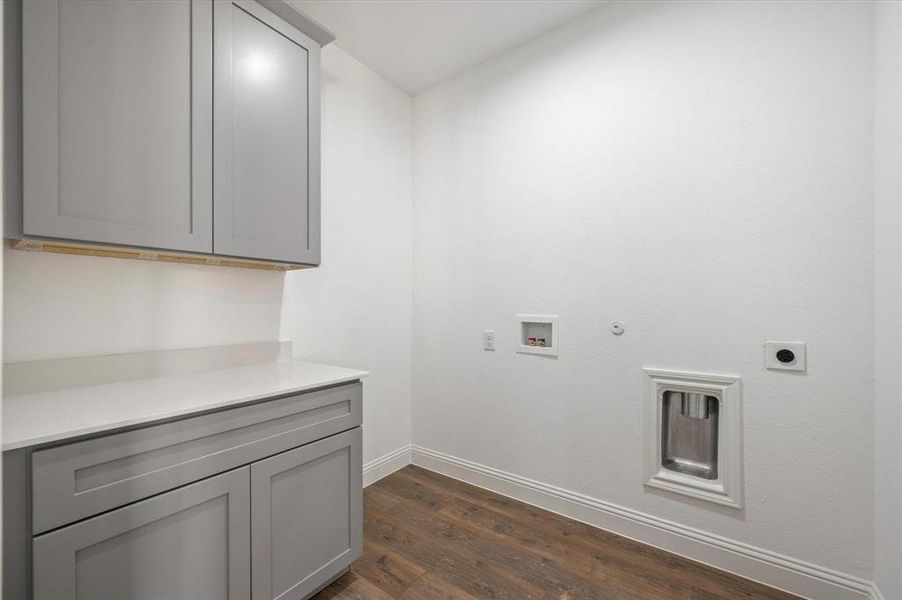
(33, 467, 251, 600)
(22, 0, 214, 253)
(251, 428, 362, 600)
(16, 0, 329, 265)
(213, 0, 321, 265)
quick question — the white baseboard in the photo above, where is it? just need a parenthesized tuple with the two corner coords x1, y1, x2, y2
(363, 445, 411, 487)
(868, 582, 885, 600)
(408, 445, 876, 600)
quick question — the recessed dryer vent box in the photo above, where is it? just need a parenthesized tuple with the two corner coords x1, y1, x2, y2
(642, 368, 743, 509)
(516, 314, 559, 356)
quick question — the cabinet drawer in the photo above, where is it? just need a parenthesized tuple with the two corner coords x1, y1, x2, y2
(32, 382, 361, 534)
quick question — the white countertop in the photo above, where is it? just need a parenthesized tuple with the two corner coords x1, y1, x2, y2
(2, 360, 369, 451)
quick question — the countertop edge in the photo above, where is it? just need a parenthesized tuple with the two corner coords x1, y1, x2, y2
(3, 370, 368, 452)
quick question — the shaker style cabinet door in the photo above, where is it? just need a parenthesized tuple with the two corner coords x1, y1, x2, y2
(213, 0, 321, 265)
(22, 0, 213, 253)
(33, 467, 251, 600)
(251, 429, 362, 600)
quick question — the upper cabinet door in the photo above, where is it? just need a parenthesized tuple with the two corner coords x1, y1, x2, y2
(213, 0, 321, 265)
(22, 0, 214, 253)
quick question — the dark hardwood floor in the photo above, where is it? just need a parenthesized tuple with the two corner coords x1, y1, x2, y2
(316, 465, 799, 600)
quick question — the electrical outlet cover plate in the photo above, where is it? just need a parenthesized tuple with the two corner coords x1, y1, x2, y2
(764, 341, 806, 372)
(483, 330, 495, 351)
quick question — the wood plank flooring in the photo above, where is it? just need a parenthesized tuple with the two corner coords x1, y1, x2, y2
(316, 465, 799, 600)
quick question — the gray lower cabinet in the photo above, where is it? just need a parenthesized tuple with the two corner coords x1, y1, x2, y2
(30, 383, 362, 535)
(4, 382, 363, 600)
(33, 467, 252, 600)
(251, 428, 362, 600)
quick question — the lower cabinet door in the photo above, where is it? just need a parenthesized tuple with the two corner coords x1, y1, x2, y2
(33, 467, 251, 600)
(251, 428, 362, 600)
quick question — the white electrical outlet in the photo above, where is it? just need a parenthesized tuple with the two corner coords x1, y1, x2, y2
(765, 341, 806, 372)
(483, 330, 496, 351)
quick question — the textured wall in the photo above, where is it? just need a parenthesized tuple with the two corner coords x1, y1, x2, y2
(412, 0, 875, 577)
(280, 45, 413, 465)
(874, 1, 902, 597)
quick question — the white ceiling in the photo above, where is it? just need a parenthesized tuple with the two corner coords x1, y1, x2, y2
(291, 0, 606, 95)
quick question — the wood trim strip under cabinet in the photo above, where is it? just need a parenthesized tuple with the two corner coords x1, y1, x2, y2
(8, 239, 314, 271)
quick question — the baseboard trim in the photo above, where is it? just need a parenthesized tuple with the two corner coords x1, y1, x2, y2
(363, 445, 411, 487)
(868, 582, 885, 600)
(409, 445, 875, 600)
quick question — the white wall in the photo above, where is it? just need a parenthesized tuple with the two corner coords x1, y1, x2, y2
(3, 252, 284, 362)
(874, 1, 902, 597)
(2, 46, 413, 465)
(280, 45, 413, 466)
(412, 0, 874, 579)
